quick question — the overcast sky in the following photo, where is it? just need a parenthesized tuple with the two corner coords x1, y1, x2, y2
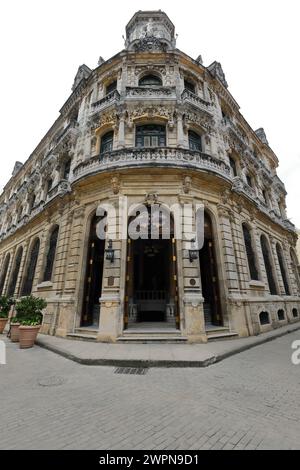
(1, 0, 299, 227)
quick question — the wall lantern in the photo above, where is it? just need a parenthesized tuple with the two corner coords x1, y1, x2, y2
(189, 239, 198, 263)
(105, 239, 115, 263)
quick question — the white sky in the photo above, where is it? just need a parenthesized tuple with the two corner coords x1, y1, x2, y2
(0, 0, 299, 227)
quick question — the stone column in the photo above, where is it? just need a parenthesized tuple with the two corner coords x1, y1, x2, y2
(178, 195, 206, 343)
(15, 239, 30, 297)
(269, 235, 284, 295)
(218, 204, 249, 336)
(176, 112, 186, 148)
(98, 194, 123, 342)
(3, 246, 16, 295)
(47, 204, 83, 337)
(116, 112, 126, 149)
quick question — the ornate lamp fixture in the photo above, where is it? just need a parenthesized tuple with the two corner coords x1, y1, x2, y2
(105, 239, 115, 263)
(189, 239, 198, 263)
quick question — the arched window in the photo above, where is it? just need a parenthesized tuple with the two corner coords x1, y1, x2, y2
(46, 178, 53, 193)
(242, 224, 259, 280)
(7, 247, 23, 297)
(63, 158, 71, 180)
(277, 309, 285, 321)
(21, 238, 40, 296)
(28, 194, 36, 213)
(260, 235, 277, 295)
(259, 311, 270, 325)
(106, 80, 117, 95)
(139, 75, 162, 86)
(184, 79, 196, 94)
(229, 157, 237, 177)
(43, 226, 59, 282)
(292, 308, 298, 318)
(100, 131, 114, 155)
(276, 243, 290, 295)
(0, 254, 11, 295)
(188, 130, 202, 152)
(262, 189, 268, 206)
(290, 248, 300, 293)
(16, 206, 23, 223)
(246, 174, 253, 188)
(136, 125, 166, 148)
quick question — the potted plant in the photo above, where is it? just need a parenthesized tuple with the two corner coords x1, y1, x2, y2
(0, 296, 15, 334)
(10, 316, 21, 342)
(15, 296, 47, 349)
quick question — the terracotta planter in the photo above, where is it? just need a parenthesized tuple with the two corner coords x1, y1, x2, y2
(19, 325, 40, 349)
(10, 323, 20, 342)
(0, 318, 8, 334)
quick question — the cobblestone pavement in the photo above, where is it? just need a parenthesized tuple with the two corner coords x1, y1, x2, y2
(1, 332, 300, 450)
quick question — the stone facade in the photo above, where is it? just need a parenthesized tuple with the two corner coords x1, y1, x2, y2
(0, 10, 299, 343)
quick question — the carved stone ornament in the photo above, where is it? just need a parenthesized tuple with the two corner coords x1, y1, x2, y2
(255, 128, 269, 146)
(217, 204, 231, 218)
(111, 176, 120, 195)
(182, 175, 192, 194)
(133, 36, 168, 53)
(207, 61, 228, 88)
(134, 65, 166, 76)
(73, 206, 85, 220)
(220, 188, 232, 205)
(144, 192, 158, 205)
(58, 181, 72, 197)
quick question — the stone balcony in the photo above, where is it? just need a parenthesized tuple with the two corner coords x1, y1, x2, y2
(45, 180, 71, 204)
(221, 117, 248, 146)
(43, 121, 79, 160)
(90, 90, 120, 115)
(126, 86, 176, 100)
(181, 89, 212, 114)
(73, 147, 231, 181)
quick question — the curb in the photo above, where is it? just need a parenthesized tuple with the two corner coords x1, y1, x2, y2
(35, 323, 300, 368)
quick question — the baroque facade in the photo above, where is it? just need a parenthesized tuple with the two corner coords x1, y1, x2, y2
(0, 10, 299, 342)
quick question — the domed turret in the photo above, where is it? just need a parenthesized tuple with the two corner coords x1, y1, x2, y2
(125, 10, 176, 52)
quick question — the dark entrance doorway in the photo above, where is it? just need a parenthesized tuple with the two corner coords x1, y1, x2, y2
(125, 206, 179, 329)
(199, 212, 222, 327)
(132, 238, 171, 322)
(81, 214, 105, 327)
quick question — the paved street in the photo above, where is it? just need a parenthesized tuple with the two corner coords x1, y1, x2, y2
(1, 332, 300, 450)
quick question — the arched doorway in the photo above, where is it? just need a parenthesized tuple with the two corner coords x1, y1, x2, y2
(199, 212, 222, 327)
(124, 205, 179, 329)
(81, 214, 105, 327)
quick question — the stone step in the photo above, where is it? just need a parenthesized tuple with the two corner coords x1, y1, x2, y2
(117, 335, 187, 343)
(207, 331, 238, 341)
(67, 333, 97, 342)
(123, 329, 180, 335)
(75, 328, 98, 336)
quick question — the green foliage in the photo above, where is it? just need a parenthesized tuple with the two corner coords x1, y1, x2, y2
(19, 313, 43, 326)
(0, 296, 15, 318)
(15, 295, 47, 326)
(10, 316, 20, 324)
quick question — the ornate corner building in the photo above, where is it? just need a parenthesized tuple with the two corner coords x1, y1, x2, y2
(0, 10, 299, 343)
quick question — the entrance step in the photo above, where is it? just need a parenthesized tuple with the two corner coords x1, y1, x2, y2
(118, 330, 187, 343)
(206, 327, 238, 341)
(67, 328, 98, 342)
(67, 333, 97, 341)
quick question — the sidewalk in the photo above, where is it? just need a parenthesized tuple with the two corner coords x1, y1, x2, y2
(34, 322, 300, 368)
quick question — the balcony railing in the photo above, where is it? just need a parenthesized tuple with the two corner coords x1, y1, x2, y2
(221, 117, 248, 146)
(181, 89, 212, 113)
(43, 121, 78, 161)
(91, 90, 120, 114)
(126, 86, 176, 99)
(73, 147, 231, 181)
(55, 120, 78, 145)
